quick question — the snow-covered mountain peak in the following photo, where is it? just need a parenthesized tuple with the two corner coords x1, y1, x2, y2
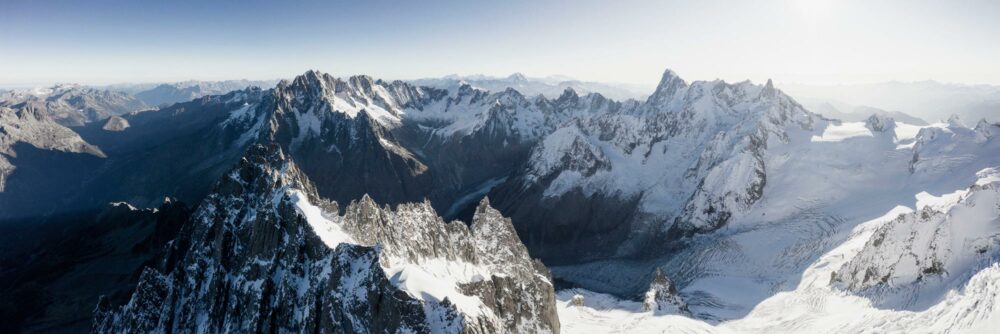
(276, 70, 406, 124)
(558, 87, 580, 101)
(454, 82, 485, 98)
(507, 72, 529, 82)
(865, 113, 896, 133)
(760, 78, 777, 99)
(974, 119, 999, 141)
(641, 71, 811, 130)
(947, 113, 967, 128)
(646, 68, 688, 105)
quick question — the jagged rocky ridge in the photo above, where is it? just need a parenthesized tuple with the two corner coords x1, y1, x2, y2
(2, 68, 821, 263)
(249, 69, 821, 264)
(491, 72, 818, 262)
(640, 269, 688, 315)
(94, 144, 558, 333)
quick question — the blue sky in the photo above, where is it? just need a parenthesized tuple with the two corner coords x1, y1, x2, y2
(2, 0, 999, 87)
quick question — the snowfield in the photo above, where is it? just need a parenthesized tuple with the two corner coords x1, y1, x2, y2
(556, 117, 1000, 333)
(559, 201, 1000, 333)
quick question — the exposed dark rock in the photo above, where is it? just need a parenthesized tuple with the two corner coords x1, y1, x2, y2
(640, 268, 689, 315)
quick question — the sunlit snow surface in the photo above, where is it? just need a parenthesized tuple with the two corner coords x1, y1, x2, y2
(558, 197, 1000, 333)
(555, 119, 1000, 333)
(289, 189, 354, 247)
(810, 121, 873, 142)
(289, 189, 497, 317)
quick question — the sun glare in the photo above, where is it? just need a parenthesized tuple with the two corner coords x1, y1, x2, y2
(794, 0, 835, 20)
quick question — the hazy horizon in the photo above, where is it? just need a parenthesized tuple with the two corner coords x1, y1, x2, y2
(6, 69, 1000, 91)
(3, 0, 1000, 88)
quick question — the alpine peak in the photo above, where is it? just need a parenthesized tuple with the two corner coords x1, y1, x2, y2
(648, 68, 687, 104)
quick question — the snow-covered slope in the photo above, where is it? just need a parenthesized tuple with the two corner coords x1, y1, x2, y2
(491, 70, 819, 263)
(551, 105, 1000, 323)
(834, 167, 1000, 309)
(556, 168, 1000, 334)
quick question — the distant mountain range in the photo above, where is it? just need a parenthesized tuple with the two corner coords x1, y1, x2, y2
(107, 80, 280, 107)
(0, 84, 148, 126)
(798, 98, 929, 125)
(1, 69, 999, 333)
(411, 72, 653, 101)
(782, 81, 1000, 123)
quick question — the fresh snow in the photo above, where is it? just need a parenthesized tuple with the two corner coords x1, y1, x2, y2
(810, 121, 873, 142)
(556, 165, 1000, 333)
(383, 259, 494, 316)
(557, 289, 722, 334)
(549, 88, 1000, 332)
(289, 189, 354, 247)
(288, 188, 501, 319)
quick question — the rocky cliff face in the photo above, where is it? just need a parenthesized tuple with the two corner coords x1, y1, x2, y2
(264, 71, 433, 206)
(94, 144, 559, 333)
(910, 117, 1000, 175)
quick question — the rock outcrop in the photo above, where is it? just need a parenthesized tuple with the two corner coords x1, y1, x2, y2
(640, 269, 689, 315)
